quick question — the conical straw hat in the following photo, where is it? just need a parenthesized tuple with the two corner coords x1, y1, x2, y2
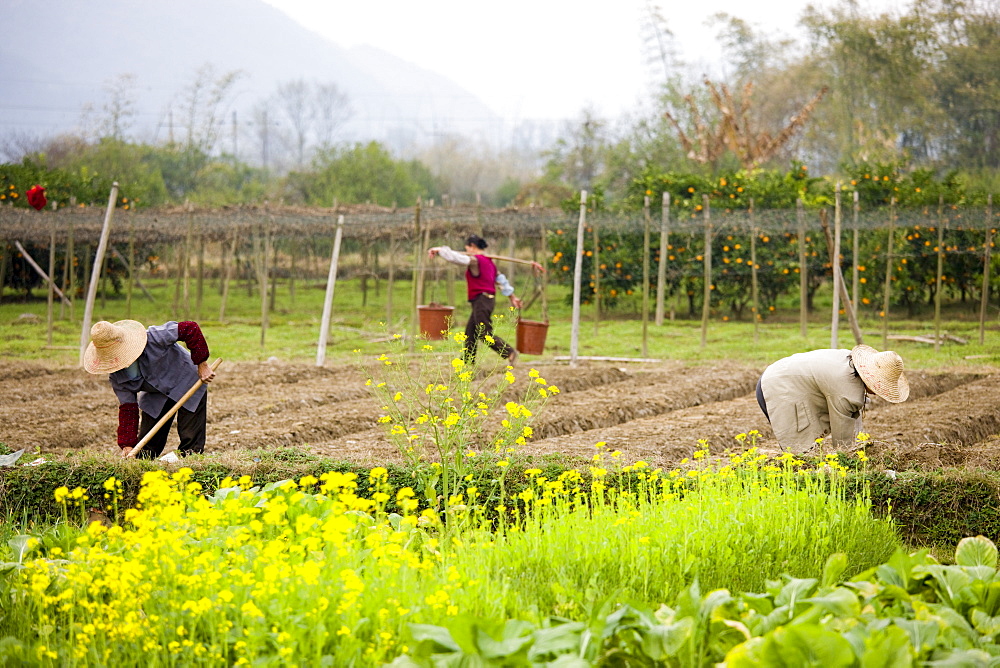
(83, 320, 147, 374)
(851, 344, 909, 403)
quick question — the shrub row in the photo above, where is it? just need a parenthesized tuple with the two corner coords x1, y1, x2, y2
(1, 448, 998, 549)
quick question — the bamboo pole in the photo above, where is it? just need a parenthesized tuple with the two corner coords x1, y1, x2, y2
(569, 190, 587, 367)
(641, 195, 651, 357)
(655, 192, 670, 325)
(592, 217, 600, 335)
(700, 195, 712, 349)
(934, 196, 945, 352)
(316, 215, 345, 366)
(67, 198, 75, 320)
(46, 215, 55, 346)
(852, 190, 860, 315)
(13, 241, 71, 306)
(219, 231, 236, 323)
(196, 221, 205, 320)
(539, 222, 549, 321)
(831, 185, 843, 348)
(260, 219, 272, 347)
(0, 240, 8, 305)
(980, 195, 994, 346)
(289, 239, 297, 304)
(78, 182, 119, 367)
(820, 206, 863, 346)
(881, 198, 896, 349)
(750, 199, 759, 345)
(507, 228, 516, 286)
(797, 199, 808, 337)
(409, 197, 422, 348)
(182, 202, 194, 317)
(386, 232, 396, 325)
(126, 210, 135, 318)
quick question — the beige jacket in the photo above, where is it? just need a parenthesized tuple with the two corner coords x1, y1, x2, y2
(760, 349, 867, 452)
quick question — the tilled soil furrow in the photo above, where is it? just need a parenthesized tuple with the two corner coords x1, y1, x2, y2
(529, 367, 761, 439)
(865, 373, 1000, 449)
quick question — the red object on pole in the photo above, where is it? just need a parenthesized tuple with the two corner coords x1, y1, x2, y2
(26, 185, 47, 211)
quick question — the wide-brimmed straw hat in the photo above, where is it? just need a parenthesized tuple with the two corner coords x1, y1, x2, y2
(83, 320, 148, 374)
(851, 344, 909, 403)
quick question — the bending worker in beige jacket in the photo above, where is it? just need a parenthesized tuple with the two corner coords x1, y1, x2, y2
(756, 344, 909, 452)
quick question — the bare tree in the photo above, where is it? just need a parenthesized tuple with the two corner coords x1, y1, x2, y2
(275, 79, 311, 166)
(313, 82, 351, 149)
(100, 73, 139, 141)
(175, 64, 244, 154)
(665, 78, 828, 169)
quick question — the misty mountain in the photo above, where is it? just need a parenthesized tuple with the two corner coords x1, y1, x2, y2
(0, 0, 502, 163)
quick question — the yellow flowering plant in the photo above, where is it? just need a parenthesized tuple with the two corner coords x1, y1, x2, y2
(360, 313, 559, 515)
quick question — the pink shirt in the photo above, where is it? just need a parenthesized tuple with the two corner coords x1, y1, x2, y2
(466, 255, 498, 300)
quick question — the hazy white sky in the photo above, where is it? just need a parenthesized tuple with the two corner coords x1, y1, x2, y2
(262, 0, 903, 123)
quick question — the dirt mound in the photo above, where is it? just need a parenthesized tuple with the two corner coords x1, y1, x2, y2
(2, 358, 997, 474)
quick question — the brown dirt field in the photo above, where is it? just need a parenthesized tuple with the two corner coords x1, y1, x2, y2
(2, 358, 999, 471)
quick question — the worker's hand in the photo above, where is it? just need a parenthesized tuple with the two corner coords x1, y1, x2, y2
(120, 446, 132, 458)
(428, 247, 440, 258)
(530, 261, 545, 275)
(510, 295, 524, 309)
(198, 361, 216, 383)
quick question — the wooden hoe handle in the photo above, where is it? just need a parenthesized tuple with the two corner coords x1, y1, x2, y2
(126, 358, 223, 459)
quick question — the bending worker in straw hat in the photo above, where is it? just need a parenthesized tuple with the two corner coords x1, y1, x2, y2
(84, 320, 216, 458)
(756, 344, 909, 452)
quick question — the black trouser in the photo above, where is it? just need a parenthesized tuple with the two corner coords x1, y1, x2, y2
(755, 377, 770, 423)
(464, 293, 514, 364)
(136, 393, 207, 459)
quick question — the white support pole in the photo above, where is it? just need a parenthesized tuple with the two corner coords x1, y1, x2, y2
(316, 215, 345, 367)
(569, 190, 587, 368)
(655, 192, 670, 325)
(79, 182, 119, 366)
(831, 183, 843, 349)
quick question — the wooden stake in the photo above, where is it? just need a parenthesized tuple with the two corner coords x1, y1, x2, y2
(219, 231, 236, 323)
(934, 195, 945, 353)
(700, 196, 713, 348)
(316, 215, 345, 366)
(852, 190, 860, 315)
(569, 190, 587, 367)
(641, 195, 651, 357)
(882, 198, 896, 349)
(78, 182, 119, 367)
(386, 232, 396, 324)
(831, 185, 843, 348)
(979, 195, 993, 346)
(750, 199, 759, 344)
(47, 216, 55, 346)
(592, 216, 600, 335)
(797, 199, 808, 337)
(655, 192, 670, 325)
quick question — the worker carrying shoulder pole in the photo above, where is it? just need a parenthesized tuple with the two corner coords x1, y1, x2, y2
(756, 344, 909, 452)
(83, 319, 216, 459)
(428, 234, 542, 367)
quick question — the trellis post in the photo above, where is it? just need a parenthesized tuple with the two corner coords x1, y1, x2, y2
(569, 190, 587, 367)
(980, 194, 994, 345)
(655, 192, 670, 325)
(641, 195, 651, 357)
(316, 214, 344, 366)
(797, 199, 808, 338)
(701, 195, 712, 349)
(934, 195, 945, 352)
(592, 215, 600, 335)
(831, 184, 843, 349)
(881, 198, 896, 349)
(750, 199, 759, 345)
(852, 190, 860, 315)
(78, 182, 119, 366)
